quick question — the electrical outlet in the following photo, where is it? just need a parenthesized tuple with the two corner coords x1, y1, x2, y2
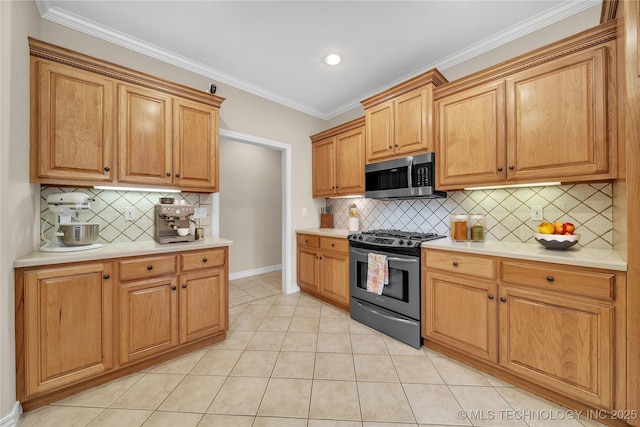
(124, 207, 137, 221)
(302, 208, 308, 216)
(193, 207, 207, 219)
(531, 206, 544, 221)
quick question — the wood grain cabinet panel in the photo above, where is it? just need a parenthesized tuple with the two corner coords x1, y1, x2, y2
(312, 137, 336, 197)
(23, 263, 113, 395)
(30, 60, 115, 183)
(179, 268, 227, 344)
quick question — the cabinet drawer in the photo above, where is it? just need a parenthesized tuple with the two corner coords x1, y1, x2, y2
(119, 255, 177, 281)
(320, 237, 348, 253)
(501, 261, 614, 300)
(297, 234, 320, 248)
(424, 250, 496, 280)
(181, 249, 226, 272)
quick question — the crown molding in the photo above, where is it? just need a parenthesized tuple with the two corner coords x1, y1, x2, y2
(35, 0, 599, 121)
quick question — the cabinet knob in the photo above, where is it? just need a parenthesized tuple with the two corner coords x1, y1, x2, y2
(488, 294, 494, 300)
(103, 274, 110, 280)
(147, 265, 153, 270)
(166, 172, 171, 177)
(203, 257, 208, 263)
(305, 240, 308, 244)
(103, 166, 110, 172)
(182, 284, 187, 289)
(171, 285, 177, 291)
(394, 144, 399, 147)
(546, 275, 555, 282)
(452, 261, 459, 267)
(331, 243, 335, 247)
(388, 146, 392, 149)
(500, 297, 507, 303)
(509, 165, 515, 170)
(497, 167, 503, 172)
(175, 173, 181, 178)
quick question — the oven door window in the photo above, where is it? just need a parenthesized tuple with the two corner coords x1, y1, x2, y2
(355, 260, 408, 302)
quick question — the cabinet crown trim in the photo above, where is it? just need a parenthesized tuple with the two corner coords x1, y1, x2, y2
(28, 37, 225, 108)
(361, 68, 447, 108)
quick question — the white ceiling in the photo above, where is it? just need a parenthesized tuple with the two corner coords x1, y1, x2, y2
(36, 1, 602, 119)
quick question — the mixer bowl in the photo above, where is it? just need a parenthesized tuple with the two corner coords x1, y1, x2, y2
(58, 223, 100, 246)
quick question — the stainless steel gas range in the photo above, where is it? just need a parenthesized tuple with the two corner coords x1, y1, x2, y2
(348, 229, 446, 348)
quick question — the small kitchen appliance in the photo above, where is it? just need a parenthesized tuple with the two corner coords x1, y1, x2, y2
(154, 201, 195, 243)
(40, 192, 102, 252)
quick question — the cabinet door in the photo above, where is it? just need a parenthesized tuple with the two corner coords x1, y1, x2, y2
(395, 87, 430, 155)
(319, 251, 350, 306)
(297, 247, 320, 292)
(118, 84, 173, 186)
(335, 127, 365, 195)
(119, 276, 178, 364)
(312, 137, 336, 197)
(24, 263, 113, 395)
(506, 47, 610, 181)
(499, 286, 613, 409)
(436, 82, 506, 189)
(32, 60, 114, 182)
(366, 101, 394, 163)
(173, 98, 219, 191)
(423, 271, 498, 363)
(180, 268, 228, 344)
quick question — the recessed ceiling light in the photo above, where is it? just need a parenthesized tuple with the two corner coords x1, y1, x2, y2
(325, 54, 341, 65)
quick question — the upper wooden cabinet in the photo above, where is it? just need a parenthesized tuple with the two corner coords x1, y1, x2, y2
(435, 22, 617, 190)
(310, 117, 365, 197)
(29, 38, 224, 192)
(361, 70, 447, 164)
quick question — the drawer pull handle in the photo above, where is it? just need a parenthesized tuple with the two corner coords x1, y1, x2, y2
(103, 274, 110, 280)
(305, 240, 308, 244)
(182, 284, 187, 289)
(500, 297, 507, 303)
(147, 265, 153, 270)
(546, 275, 555, 282)
(331, 243, 335, 247)
(452, 261, 459, 267)
(488, 294, 494, 300)
(171, 285, 177, 291)
(202, 257, 208, 263)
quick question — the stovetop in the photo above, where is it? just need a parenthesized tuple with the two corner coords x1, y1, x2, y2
(348, 229, 446, 250)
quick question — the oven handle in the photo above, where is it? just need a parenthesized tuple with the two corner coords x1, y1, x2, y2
(351, 248, 418, 263)
(352, 299, 417, 326)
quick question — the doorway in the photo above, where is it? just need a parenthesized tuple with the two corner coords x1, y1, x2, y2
(218, 128, 293, 295)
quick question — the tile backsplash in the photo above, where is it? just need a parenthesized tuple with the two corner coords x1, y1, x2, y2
(327, 183, 613, 249)
(40, 187, 213, 244)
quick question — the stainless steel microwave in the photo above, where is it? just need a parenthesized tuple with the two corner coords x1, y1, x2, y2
(364, 152, 446, 199)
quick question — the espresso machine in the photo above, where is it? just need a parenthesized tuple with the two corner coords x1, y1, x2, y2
(154, 201, 195, 243)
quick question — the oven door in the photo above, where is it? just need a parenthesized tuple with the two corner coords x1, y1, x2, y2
(349, 246, 420, 320)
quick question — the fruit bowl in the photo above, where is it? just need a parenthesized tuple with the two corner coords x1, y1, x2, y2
(534, 233, 580, 250)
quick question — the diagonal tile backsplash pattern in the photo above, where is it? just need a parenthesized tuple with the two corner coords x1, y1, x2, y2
(40, 187, 213, 244)
(328, 183, 613, 249)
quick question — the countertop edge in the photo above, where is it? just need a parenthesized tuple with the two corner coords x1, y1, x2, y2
(296, 228, 351, 238)
(14, 237, 234, 269)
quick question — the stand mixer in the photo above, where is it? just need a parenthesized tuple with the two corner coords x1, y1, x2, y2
(41, 192, 102, 252)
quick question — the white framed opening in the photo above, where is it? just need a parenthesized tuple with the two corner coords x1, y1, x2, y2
(218, 128, 295, 294)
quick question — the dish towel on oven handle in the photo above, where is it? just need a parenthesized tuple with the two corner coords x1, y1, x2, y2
(366, 252, 389, 295)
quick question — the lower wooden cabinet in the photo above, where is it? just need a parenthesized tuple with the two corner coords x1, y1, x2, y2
(15, 246, 229, 410)
(296, 233, 349, 310)
(422, 248, 625, 412)
(20, 263, 113, 396)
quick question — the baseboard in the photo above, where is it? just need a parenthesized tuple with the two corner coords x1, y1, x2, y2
(229, 264, 282, 281)
(0, 402, 21, 427)
(286, 284, 301, 295)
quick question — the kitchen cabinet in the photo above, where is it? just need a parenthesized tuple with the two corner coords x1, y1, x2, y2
(18, 263, 113, 396)
(296, 233, 349, 310)
(30, 59, 115, 183)
(422, 248, 625, 411)
(29, 38, 224, 192)
(311, 117, 365, 197)
(15, 245, 229, 410)
(435, 23, 617, 190)
(361, 69, 447, 164)
(422, 251, 498, 363)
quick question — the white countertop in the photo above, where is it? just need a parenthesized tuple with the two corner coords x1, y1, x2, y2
(295, 229, 626, 271)
(14, 237, 233, 268)
(421, 238, 627, 271)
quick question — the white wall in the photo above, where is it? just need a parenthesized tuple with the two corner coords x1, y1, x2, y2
(219, 139, 282, 274)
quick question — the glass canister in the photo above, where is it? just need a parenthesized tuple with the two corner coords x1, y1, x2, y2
(450, 213, 468, 241)
(469, 213, 485, 242)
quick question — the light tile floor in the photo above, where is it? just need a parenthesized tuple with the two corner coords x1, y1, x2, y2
(20, 271, 607, 427)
